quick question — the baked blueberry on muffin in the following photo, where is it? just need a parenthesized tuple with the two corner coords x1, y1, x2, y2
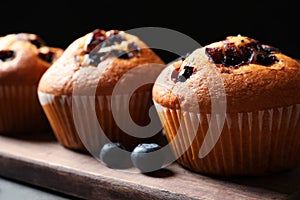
(153, 35, 300, 176)
(38, 29, 165, 154)
(0, 33, 63, 135)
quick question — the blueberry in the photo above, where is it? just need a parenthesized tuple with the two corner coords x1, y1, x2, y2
(38, 51, 55, 63)
(255, 54, 277, 66)
(131, 143, 165, 173)
(99, 142, 132, 169)
(0, 50, 14, 62)
(177, 66, 194, 82)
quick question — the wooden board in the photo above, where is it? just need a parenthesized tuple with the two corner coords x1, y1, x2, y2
(0, 132, 299, 200)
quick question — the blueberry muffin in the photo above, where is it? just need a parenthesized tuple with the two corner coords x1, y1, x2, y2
(0, 33, 63, 135)
(38, 29, 165, 153)
(153, 35, 300, 176)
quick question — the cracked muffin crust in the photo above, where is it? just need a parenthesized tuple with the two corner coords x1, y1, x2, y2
(0, 33, 63, 84)
(38, 29, 165, 96)
(153, 35, 300, 113)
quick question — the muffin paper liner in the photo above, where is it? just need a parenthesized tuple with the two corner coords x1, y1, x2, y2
(154, 102, 300, 176)
(0, 85, 50, 134)
(38, 91, 161, 154)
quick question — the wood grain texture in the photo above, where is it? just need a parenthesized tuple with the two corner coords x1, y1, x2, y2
(0, 133, 299, 200)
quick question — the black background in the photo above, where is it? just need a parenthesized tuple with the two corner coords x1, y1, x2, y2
(1, 1, 299, 62)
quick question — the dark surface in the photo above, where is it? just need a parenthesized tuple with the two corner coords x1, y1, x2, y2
(0, 1, 299, 62)
(0, 133, 299, 200)
(0, 176, 81, 200)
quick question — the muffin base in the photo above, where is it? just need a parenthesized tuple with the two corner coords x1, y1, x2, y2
(155, 103, 300, 176)
(38, 91, 164, 154)
(0, 84, 51, 135)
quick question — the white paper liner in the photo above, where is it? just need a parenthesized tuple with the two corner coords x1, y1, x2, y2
(0, 85, 50, 134)
(38, 91, 157, 154)
(154, 103, 300, 176)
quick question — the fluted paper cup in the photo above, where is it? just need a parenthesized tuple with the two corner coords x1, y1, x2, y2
(155, 102, 300, 176)
(38, 91, 163, 154)
(0, 84, 51, 135)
